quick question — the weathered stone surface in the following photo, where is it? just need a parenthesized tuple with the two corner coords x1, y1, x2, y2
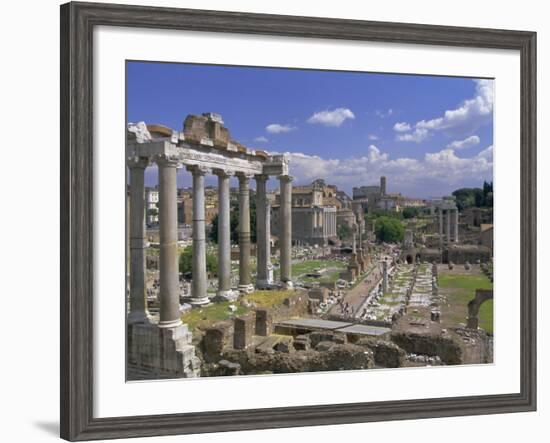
(127, 121, 152, 143)
(357, 338, 406, 368)
(315, 341, 336, 352)
(203, 324, 229, 363)
(274, 336, 294, 353)
(391, 331, 463, 365)
(233, 315, 254, 350)
(308, 331, 347, 348)
(128, 322, 200, 379)
(222, 343, 374, 375)
(255, 308, 273, 336)
(308, 287, 329, 303)
(255, 336, 280, 355)
(293, 334, 310, 351)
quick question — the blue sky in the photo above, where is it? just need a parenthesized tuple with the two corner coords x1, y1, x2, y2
(127, 61, 493, 198)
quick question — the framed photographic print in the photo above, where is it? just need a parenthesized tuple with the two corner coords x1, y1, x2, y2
(60, 1, 536, 441)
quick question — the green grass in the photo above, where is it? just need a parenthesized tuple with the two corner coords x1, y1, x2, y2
(181, 290, 295, 331)
(478, 299, 494, 334)
(181, 301, 249, 331)
(274, 259, 346, 282)
(439, 272, 493, 334)
(244, 290, 294, 308)
(438, 273, 493, 292)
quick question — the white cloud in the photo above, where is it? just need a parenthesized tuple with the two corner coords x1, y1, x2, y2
(446, 135, 480, 150)
(477, 145, 493, 160)
(396, 127, 429, 143)
(254, 136, 269, 143)
(393, 122, 412, 132)
(266, 123, 297, 134)
(368, 145, 388, 163)
(414, 79, 493, 135)
(375, 109, 393, 118)
(307, 108, 355, 127)
(279, 143, 493, 198)
(368, 134, 379, 140)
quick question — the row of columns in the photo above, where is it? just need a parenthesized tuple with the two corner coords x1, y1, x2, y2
(127, 156, 294, 326)
(438, 208, 459, 248)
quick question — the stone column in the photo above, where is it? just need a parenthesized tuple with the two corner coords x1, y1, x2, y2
(438, 208, 443, 249)
(255, 174, 271, 289)
(382, 260, 388, 294)
(446, 209, 451, 244)
(127, 157, 150, 324)
(454, 209, 459, 243)
(279, 175, 293, 289)
(157, 156, 182, 328)
(237, 173, 254, 293)
(188, 165, 210, 306)
(215, 169, 234, 299)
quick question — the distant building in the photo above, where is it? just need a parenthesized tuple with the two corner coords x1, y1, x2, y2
(401, 198, 427, 208)
(353, 176, 397, 213)
(145, 187, 159, 226)
(178, 187, 219, 226)
(272, 179, 338, 246)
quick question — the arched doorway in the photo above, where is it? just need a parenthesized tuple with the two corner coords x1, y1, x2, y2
(467, 289, 493, 329)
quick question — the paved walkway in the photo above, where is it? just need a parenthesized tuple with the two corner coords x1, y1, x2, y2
(329, 263, 382, 317)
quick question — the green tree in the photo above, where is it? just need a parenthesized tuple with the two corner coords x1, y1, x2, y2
(452, 187, 482, 210)
(402, 207, 419, 219)
(337, 224, 354, 241)
(179, 246, 218, 277)
(209, 198, 257, 244)
(374, 216, 405, 243)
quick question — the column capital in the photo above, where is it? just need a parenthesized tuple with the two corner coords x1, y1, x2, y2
(278, 174, 294, 183)
(236, 172, 255, 184)
(155, 154, 179, 168)
(186, 164, 211, 176)
(254, 174, 269, 183)
(127, 156, 149, 169)
(213, 168, 234, 178)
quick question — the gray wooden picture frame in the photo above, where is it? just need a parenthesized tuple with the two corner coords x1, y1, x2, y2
(60, 2, 537, 441)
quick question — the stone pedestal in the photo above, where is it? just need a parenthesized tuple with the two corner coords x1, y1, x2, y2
(128, 322, 200, 378)
(255, 308, 273, 336)
(233, 315, 254, 349)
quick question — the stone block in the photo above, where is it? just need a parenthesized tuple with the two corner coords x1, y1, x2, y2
(233, 315, 254, 350)
(255, 308, 273, 336)
(293, 334, 310, 351)
(127, 321, 200, 379)
(274, 337, 295, 353)
(308, 287, 329, 303)
(203, 324, 228, 363)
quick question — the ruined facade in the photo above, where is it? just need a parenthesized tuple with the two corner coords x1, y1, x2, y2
(126, 113, 292, 378)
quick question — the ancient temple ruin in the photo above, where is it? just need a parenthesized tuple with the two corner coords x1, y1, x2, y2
(126, 113, 293, 378)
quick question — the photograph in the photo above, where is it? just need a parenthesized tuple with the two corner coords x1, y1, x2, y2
(126, 61, 495, 380)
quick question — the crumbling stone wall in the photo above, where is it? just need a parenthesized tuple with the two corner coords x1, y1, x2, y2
(391, 331, 463, 365)
(357, 338, 407, 368)
(222, 343, 374, 374)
